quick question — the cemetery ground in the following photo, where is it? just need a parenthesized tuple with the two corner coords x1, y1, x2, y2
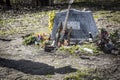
(0, 7, 120, 80)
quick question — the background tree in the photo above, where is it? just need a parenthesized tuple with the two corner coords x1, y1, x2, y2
(40, 0, 49, 6)
(0, 0, 4, 3)
(0, 0, 5, 5)
(6, 0, 11, 7)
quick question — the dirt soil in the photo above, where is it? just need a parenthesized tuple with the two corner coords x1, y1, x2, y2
(0, 35, 120, 80)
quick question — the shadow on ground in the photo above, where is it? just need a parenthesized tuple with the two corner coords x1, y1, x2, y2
(0, 57, 77, 75)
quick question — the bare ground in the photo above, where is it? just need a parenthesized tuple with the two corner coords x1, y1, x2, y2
(0, 35, 120, 80)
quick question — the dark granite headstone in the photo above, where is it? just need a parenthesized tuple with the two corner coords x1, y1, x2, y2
(51, 9, 98, 42)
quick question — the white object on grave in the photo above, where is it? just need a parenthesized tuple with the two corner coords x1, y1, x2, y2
(83, 48, 93, 54)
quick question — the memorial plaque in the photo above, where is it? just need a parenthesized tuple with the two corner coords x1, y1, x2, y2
(66, 21, 80, 30)
(51, 9, 98, 41)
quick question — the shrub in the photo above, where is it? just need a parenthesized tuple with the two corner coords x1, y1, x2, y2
(23, 35, 36, 45)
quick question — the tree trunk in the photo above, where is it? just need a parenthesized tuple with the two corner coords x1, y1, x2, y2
(49, 0, 54, 6)
(0, 0, 4, 3)
(6, 0, 11, 7)
(40, 0, 49, 6)
(0, 0, 4, 4)
(36, 0, 39, 6)
(33, 0, 53, 7)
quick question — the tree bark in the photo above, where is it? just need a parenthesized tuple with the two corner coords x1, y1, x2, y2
(32, 0, 53, 7)
(0, 0, 4, 4)
(36, 0, 39, 6)
(49, 0, 54, 6)
(0, 0, 4, 3)
(6, 0, 11, 7)
(40, 0, 49, 6)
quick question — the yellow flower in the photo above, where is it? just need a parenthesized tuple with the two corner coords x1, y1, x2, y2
(48, 10, 55, 31)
